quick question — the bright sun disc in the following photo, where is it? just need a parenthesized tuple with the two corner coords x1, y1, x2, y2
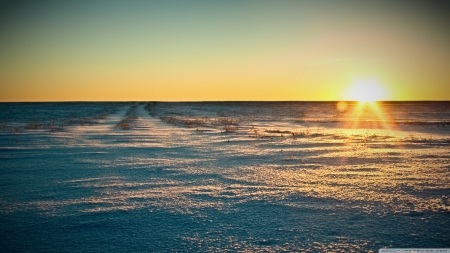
(347, 78, 387, 103)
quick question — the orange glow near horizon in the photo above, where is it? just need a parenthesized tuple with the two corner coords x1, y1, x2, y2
(0, 1, 449, 102)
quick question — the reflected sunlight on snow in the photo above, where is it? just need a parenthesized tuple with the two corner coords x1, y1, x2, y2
(1, 102, 449, 251)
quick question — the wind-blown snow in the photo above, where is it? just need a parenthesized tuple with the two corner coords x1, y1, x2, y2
(0, 102, 449, 252)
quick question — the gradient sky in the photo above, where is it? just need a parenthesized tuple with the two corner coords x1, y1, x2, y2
(1, 0, 449, 101)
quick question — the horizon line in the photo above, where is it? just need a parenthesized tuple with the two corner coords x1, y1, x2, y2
(1, 100, 450, 103)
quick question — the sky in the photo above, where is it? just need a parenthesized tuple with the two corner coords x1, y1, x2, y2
(1, 0, 449, 101)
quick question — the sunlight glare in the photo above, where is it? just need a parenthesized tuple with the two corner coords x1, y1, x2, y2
(347, 78, 388, 104)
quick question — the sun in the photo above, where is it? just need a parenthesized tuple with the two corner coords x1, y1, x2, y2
(346, 78, 388, 103)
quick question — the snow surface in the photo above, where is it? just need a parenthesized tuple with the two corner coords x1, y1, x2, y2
(0, 102, 449, 252)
